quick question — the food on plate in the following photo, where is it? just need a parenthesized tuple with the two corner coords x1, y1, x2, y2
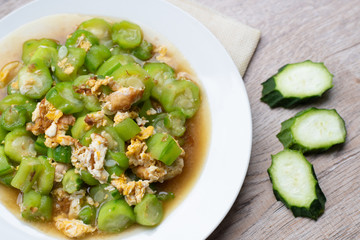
(277, 108, 346, 153)
(268, 149, 326, 220)
(0, 17, 203, 238)
(261, 60, 333, 108)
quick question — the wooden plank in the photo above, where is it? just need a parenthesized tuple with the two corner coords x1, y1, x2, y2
(1, 0, 360, 239)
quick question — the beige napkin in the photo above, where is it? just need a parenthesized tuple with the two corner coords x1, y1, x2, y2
(167, 0, 261, 77)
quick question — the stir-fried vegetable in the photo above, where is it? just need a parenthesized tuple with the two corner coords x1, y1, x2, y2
(0, 17, 202, 239)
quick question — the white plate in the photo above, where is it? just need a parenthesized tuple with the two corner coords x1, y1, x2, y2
(0, 0, 252, 239)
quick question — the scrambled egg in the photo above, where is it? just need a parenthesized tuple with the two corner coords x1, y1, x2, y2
(57, 57, 75, 75)
(71, 133, 109, 183)
(55, 216, 96, 238)
(86, 76, 119, 95)
(111, 174, 151, 206)
(135, 117, 148, 126)
(154, 45, 171, 63)
(84, 110, 108, 128)
(103, 87, 144, 112)
(27, 99, 76, 148)
(75, 34, 92, 52)
(51, 161, 70, 182)
(177, 71, 193, 80)
(68, 190, 86, 219)
(125, 127, 185, 183)
(0, 61, 22, 88)
(113, 111, 139, 125)
(146, 108, 157, 116)
(136, 126, 154, 140)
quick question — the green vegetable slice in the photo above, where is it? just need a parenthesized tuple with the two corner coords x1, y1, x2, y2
(18, 60, 53, 99)
(147, 133, 182, 165)
(132, 40, 153, 61)
(97, 199, 135, 232)
(261, 60, 333, 108)
(65, 29, 99, 49)
(21, 190, 53, 221)
(114, 117, 141, 141)
(85, 44, 111, 73)
(96, 54, 135, 76)
(112, 21, 142, 49)
(156, 79, 200, 118)
(111, 63, 154, 101)
(37, 156, 55, 195)
(0, 105, 27, 131)
(268, 149, 326, 220)
(62, 168, 83, 194)
(0, 93, 36, 120)
(4, 127, 36, 163)
(35, 135, 48, 155)
(0, 146, 13, 176)
(22, 39, 58, 65)
(11, 156, 43, 192)
(134, 194, 163, 226)
(277, 108, 346, 153)
(78, 18, 112, 46)
(79, 169, 99, 186)
(46, 82, 84, 114)
(89, 184, 121, 204)
(47, 145, 71, 163)
(54, 47, 86, 81)
(78, 205, 96, 225)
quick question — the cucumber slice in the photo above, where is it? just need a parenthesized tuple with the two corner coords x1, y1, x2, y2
(268, 149, 326, 220)
(277, 108, 346, 153)
(261, 60, 333, 108)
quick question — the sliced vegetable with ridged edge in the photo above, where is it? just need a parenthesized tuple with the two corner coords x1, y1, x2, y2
(97, 199, 135, 232)
(62, 168, 83, 194)
(11, 156, 43, 192)
(85, 44, 111, 73)
(114, 117, 141, 141)
(79, 169, 99, 186)
(268, 149, 326, 220)
(147, 133, 182, 165)
(89, 184, 121, 204)
(112, 21, 142, 49)
(21, 190, 53, 221)
(277, 108, 346, 153)
(35, 135, 48, 155)
(78, 204, 96, 225)
(47, 145, 71, 164)
(0, 93, 36, 119)
(65, 29, 99, 49)
(134, 194, 163, 226)
(0, 146, 13, 176)
(46, 82, 84, 114)
(0, 105, 27, 131)
(96, 54, 135, 76)
(18, 60, 53, 99)
(22, 39, 58, 65)
(78, 18, 112, 47)
(111, 63, 154, 101)
(54, 47, 86, 82)
(261, 60, 333, 108)
(37, 156, 55, 195)
(4, 127, 36, 163)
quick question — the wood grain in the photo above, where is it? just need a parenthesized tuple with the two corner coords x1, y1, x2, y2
(1, 0, 360, 239)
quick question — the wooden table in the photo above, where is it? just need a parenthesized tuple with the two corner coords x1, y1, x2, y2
(1, 0, 360, 239)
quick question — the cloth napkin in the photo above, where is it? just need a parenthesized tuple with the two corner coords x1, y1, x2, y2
(167, 0, 261, 77)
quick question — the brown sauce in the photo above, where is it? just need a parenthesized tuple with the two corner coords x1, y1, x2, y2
(0, 14, 210, 239)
